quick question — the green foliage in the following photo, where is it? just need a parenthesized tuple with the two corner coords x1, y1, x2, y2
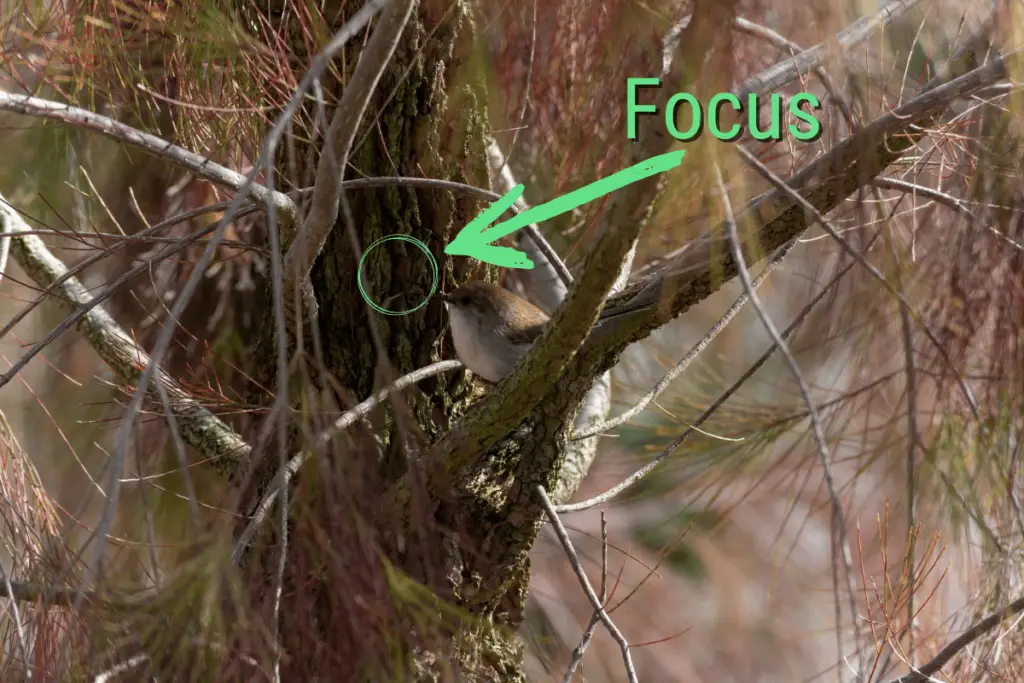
(632, 508, 722, 580)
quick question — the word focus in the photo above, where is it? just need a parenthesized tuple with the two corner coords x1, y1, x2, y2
(627, 78, 823, 143)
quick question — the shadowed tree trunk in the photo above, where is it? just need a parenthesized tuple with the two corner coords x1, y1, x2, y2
(231, 1, 531, 679)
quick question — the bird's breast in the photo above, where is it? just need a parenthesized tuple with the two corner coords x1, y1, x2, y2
(449, 309, 530, 382)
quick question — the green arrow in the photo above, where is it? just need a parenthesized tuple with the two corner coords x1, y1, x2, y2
(445, 149, 686, 268)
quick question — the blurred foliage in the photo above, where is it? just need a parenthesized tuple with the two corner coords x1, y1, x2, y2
(631, 508, 722, 579)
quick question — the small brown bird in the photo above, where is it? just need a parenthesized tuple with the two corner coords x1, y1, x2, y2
(439, 281, 549, 382)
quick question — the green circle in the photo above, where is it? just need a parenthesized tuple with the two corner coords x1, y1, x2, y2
(356, 234, 439, 316)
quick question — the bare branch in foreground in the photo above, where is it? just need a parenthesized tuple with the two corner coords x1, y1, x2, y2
(0, 195, 251, 468)
(0, 91, 295, 224)
(283, 0, 414, 316)
(537, 486, 636, 683)
(487, 141, 574, 304)
(716, 159, 859, 674)
(561, 510, 608, 683)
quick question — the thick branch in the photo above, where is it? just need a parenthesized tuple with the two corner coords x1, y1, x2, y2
(434, 0, 742, 482)
(547, 25, 1001, 509)
(731, 0, 922, 102)
(594, 36, 1004, 361)
(0, 197, 250, 468)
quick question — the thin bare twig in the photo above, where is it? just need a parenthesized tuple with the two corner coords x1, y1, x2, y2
(538, 486, 636, 683)
(0, 196, 249, 465)
(872, 178, 976, 217)
(561, 510, 608, 682)
(488, 142, 574, 293)
(230, 360, 464, 565)
(0, 228, 257, 249)
(0, 197, 10, 286)
(0, 91, 295, 223)
(153, 378, 201, 531)
(732, 145, 981, 419)
(667, 15, 858, 131)
(0, 199, 258, 348)
(0, 581, 92, 604)
(877, 192, 922, 661)
(733, 0, 921, 102)
(886, 595, 1024, 683)
(263, 129, 294, 683)
(0, 558, 30, 678)
(744, 17, 858, 128)
(0, 209, 250, 404)
(495, 0, 537, 179)
(92, 654, 149, 683)
(715, 160, 858, 675)
(555, 229, 884, 514)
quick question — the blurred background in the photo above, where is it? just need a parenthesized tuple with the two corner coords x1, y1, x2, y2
(1, 0, 1020, 680)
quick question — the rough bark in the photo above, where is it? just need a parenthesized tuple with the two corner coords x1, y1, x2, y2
(232, 1, 527, 679)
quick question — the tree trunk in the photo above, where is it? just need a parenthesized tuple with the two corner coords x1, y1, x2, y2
(231, 1, 535, 679)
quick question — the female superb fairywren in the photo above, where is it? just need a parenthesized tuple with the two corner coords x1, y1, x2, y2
(438, 281, 550, 382)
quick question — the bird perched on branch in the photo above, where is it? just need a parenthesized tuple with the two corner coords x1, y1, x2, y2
(439, 281, 549, 382)
(439, 278, 661, 382)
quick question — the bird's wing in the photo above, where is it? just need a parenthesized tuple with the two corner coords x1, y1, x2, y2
(505, 320, 546, 346)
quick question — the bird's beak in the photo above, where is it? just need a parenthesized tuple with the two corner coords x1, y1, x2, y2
(438, 291, 452, 304)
